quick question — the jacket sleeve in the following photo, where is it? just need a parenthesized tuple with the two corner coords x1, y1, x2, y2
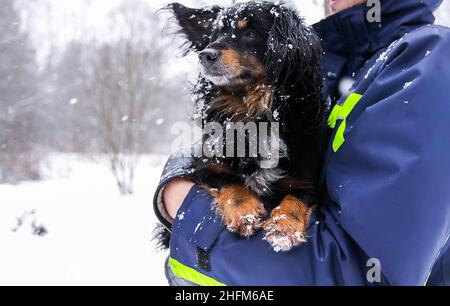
(153, 150, 198, 231)
(325, 25, 450, 286)
(167, 185, 378, 286)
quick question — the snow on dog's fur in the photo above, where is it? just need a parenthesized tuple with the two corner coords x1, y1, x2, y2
(159, 1, 328, 252)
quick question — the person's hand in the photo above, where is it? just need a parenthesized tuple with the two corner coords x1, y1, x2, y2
(163, 178, 196, 219)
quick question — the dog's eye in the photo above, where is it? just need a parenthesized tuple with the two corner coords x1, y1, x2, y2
(243, 30, 257, 39)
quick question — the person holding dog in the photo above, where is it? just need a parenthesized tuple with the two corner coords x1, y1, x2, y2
(155, 0, 450, 286)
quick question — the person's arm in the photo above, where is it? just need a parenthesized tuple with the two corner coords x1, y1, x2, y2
(153, 150, 199, 230)
(323, 25, 450, 286)
(156, 26, 450, 286)
(163, 179, 195, 219)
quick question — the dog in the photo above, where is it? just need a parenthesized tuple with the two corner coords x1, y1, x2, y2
(163, 1, 328, 252)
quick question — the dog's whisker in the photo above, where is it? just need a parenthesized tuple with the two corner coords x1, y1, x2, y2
(239, 66, 257, 74)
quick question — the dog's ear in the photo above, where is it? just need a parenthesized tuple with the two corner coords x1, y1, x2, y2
(168, 3, 221, 52)
(265, 6, 322, 86)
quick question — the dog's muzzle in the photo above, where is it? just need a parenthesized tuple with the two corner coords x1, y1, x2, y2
(199, 49, 219, 67)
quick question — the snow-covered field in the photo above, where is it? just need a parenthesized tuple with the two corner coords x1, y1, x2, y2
(0, 154, 169, 286)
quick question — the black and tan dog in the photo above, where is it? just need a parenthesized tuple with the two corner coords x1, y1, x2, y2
(166, 1, 328, 252)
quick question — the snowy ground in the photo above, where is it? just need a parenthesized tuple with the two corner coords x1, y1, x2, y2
(0, 154, 169, 286)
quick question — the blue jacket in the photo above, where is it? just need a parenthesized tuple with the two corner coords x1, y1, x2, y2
(155, 0, 450, 286)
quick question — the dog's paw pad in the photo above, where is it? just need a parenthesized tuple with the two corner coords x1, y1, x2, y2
(263, 215, 307, 252)
(227, 211, 265, 238)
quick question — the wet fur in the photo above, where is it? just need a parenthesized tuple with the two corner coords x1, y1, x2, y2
(157, 1, 328, 251)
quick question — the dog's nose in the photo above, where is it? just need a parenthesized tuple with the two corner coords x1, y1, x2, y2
(199, 49, 219, 66)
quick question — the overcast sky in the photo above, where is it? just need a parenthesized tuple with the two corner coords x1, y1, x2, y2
(19, 0, 325, 66)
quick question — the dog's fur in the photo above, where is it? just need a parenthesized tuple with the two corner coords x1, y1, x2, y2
(159, 1, 328, 252)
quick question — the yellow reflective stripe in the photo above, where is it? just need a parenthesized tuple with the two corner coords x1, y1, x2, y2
(168, 257, 226, 286)
(328, 104, 343, 129)
(328, 93, 363, 128)
(328, 93, 363, 152)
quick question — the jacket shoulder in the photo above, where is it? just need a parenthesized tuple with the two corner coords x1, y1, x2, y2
(356, 24, 450, 93)
(413, 24, 450, 37)
(402, 24, 450, 47)
(390, 24, 450, 59)
(390, 24, 450, 60)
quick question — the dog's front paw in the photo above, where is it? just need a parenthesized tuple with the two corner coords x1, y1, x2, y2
(263, 195, 311, 252)
(263, 215, 307, 252)
(212, 184, 266, 238)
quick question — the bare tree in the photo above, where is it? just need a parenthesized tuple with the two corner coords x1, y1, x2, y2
(84, 1, 168, 195)
(0, 0, 41, 183)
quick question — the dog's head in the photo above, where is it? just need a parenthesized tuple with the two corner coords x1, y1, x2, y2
(168, 1, 321, 89)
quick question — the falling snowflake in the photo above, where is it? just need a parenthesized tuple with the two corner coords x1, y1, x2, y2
(272, 109, 280, 120)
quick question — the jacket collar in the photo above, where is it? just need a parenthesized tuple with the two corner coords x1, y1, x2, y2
(313, 0, 440, 60)
(314, 0, 441, 101)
